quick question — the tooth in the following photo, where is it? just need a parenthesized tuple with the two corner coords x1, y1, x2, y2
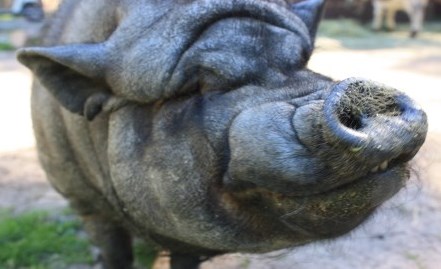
(371, 166, 379, 173)
(350, 146, 363, 153)
(380, 161, 389, 171)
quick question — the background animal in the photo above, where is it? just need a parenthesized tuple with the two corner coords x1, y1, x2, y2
(373, 0, 428, 37)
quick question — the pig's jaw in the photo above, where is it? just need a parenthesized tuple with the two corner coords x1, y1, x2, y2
(220, 163, 408, 242)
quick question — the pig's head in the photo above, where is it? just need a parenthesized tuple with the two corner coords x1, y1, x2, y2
(18, 0, 427, 253)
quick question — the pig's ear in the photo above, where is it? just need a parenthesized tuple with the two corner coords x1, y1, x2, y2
(17, 44, 111, 120)
(290, 0, 325, 39)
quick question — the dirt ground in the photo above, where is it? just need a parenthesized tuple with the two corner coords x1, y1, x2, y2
(1, 25, 440, 269)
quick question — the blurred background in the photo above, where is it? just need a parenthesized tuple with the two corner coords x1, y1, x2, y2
(0, 0, 440, 268)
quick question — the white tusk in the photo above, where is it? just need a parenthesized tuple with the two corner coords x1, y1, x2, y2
(380, 161, 389, 171)
(371, 166, 379, 173)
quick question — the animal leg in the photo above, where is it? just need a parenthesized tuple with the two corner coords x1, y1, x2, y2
(385, 7, 397, 31)
(409, 5, 425, 38)
(81, 215, 134, 269)
(372, 2, 385, 30)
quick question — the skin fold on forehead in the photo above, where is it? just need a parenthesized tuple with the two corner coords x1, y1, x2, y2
(19, 0, 323, 119)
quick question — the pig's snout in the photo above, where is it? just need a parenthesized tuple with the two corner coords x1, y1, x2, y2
(322, 78, 428, 163)
(227, 78, 428, 195)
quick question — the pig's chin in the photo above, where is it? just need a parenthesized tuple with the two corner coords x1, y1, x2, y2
(222, 163, 408, 239)
(277, 164, 408, 238)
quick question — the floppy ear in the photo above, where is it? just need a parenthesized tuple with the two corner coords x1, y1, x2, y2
(290, 0, 325, 39)
(17, 43, 111, 120)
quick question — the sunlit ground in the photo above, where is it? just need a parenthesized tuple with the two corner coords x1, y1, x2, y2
(0, 54, 34, 152)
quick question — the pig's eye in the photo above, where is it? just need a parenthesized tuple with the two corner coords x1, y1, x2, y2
(299, 48, 312, 67)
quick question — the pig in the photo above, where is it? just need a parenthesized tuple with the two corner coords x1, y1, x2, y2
(17, 0, 428, 268)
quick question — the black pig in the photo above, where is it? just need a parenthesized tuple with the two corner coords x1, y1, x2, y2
(17, 0, 428, 268)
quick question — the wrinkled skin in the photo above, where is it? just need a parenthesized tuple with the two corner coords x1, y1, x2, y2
(17, 0, 428, 268)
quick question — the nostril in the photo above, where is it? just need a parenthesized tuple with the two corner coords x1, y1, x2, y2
(323, 78, 409, 148)
(337, 107, 363, 130)
(335, 80, 402, 131)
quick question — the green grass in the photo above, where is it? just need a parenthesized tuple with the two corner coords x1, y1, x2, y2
(317, 19, 441, 50)
(0, 209, 160, 269)
(423, 22, 441, 32)
(0, 14, 14, 21)
(134, 240, 159, 269)
(0, 210, 93, 269)
(0, 42, 15, 51)
(318, 19, 373, 38)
